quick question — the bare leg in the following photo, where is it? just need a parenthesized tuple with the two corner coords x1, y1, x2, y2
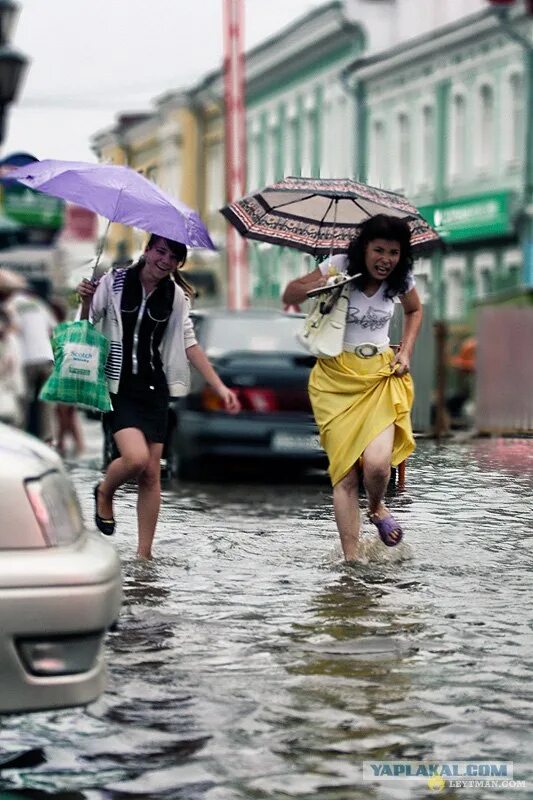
(66, 406, 84, 455)
(55, 404, 68, 456)
(136, 442, 164, 560)
(332, 465, 360, 561)
(363, 424, 402, 542)
(97, 428, 150, 520)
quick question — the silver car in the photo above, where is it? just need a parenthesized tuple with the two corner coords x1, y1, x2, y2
(0, 423, 122, 714)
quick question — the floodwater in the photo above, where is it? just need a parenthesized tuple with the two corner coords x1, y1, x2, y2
(1, 423, 533, 799)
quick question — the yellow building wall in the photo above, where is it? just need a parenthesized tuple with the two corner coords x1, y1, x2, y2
(95, 142, 135, 262)
(178, 106, 200, 211)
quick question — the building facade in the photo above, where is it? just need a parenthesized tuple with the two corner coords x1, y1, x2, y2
(345, 1, 531, 322)
(243, 2, 364, 305)
(89, 0, 529, 320)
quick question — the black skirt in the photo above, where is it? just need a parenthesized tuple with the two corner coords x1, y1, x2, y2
(107, 384, 169, 443)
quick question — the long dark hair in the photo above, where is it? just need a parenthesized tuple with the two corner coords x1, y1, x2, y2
(140, 234, 195, 299)
(346, 214, 414, 298)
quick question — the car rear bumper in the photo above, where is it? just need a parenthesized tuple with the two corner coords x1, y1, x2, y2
(175, 411, 327, 464)
(0, 533, 122, 714)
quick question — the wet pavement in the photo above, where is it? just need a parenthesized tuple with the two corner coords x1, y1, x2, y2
(1, 420, 533, 799)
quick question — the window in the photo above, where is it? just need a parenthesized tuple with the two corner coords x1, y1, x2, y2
(264, 120, 278, 185)
(370, 119, 386, 187)
(287, 114, 300, 176)
(321, 100, 333, 178)
(207, 141, 224, 214)
(398, 113, 411, 191)
(421, 105, 435, 185)
(301, 107, 315, 176)
(478, 84, 495, 172)
(450, 93, 466, 177)
(247, 134, 260, 192)
(334, 93, 349, 178)
(145, 165, 157, 183)
(510, 72, 524, 163)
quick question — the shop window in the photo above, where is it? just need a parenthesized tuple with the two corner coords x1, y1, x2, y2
(508, 264, 522, 288)
(446, 269, 465, 320)
(414, 272, 430, 304)
(479, 268, 493, 297)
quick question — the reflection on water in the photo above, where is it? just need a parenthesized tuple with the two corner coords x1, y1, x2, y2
(1, 430, 532, 799)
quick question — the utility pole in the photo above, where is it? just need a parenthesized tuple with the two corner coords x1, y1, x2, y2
(223, 0, 248, 309)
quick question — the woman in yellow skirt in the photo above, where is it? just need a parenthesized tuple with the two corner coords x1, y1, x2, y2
(282, 215, 422, 561)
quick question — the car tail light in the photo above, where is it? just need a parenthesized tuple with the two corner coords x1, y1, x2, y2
(239, 388, 278, 412)
(201, 386, 311, 413)
(201, 386, 227, 411)
(17, 633, 103, 676)
(25, 471, 83, 546)
(201, 386, 279, 413)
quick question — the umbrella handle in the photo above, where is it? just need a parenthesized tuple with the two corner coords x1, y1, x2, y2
(91, 219, 111, 282)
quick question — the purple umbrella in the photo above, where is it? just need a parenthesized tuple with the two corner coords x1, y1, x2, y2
(7, 159, 216, 250)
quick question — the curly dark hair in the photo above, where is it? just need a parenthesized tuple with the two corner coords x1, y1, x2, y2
(346, 214, 414, 298)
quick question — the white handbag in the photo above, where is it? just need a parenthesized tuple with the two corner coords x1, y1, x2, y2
(297, 274, 359, 358)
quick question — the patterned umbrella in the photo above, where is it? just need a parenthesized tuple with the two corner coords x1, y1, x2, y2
(221, 176, 441, 256)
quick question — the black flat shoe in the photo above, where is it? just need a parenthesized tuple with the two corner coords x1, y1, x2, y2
(93, 483, 115, 536)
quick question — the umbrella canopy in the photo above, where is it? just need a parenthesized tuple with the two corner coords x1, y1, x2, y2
(8, 159, 216, 250)
(221, 176, 441, 256)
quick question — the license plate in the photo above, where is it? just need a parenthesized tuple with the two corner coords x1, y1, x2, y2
(271, 432, 322, 452)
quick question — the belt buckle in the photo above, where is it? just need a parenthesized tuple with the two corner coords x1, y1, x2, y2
(354, 343, 378, 358)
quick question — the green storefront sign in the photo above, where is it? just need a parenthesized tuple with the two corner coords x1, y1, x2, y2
(419, 191, 514, 243)
(2, 183, 64, 229)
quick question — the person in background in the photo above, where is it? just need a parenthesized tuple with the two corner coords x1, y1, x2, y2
(282, 214, 422, 561)
(77, 234, 241, 560)
(0, 306, 24, 427)
(0, 269, 55, 442)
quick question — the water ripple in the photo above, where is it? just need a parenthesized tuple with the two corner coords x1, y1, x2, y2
(1, 431, 532, 799)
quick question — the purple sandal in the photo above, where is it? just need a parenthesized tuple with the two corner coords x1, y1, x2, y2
(369, 513, 404, 547)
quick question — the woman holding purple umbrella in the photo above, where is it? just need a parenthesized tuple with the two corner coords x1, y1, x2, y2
(282, 215, 422, 562)
(78, 234, 240, 560)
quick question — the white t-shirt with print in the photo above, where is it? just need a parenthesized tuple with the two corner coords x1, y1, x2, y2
(318, 253, 416, 348)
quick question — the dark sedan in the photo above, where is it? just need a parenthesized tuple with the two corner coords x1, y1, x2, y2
(171, 309, 327, 480)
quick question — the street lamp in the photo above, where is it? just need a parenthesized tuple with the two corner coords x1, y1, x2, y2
(0, 0, 27, 144)
(0, 0, 19, 46)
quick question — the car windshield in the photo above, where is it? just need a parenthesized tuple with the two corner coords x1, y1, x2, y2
(203, 315, 307, 356)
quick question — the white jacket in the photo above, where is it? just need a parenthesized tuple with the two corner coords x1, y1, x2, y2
(90, 268, 197, 397)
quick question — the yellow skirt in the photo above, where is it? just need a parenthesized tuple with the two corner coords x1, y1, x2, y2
(308, 349, 415, 486)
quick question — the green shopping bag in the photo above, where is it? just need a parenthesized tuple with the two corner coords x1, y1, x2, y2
(40, 320, 112, 412)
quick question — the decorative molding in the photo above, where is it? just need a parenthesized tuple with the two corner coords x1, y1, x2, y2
(246, 5, 362, 94)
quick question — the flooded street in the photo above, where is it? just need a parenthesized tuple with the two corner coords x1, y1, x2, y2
(1, 421, 533, 799)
